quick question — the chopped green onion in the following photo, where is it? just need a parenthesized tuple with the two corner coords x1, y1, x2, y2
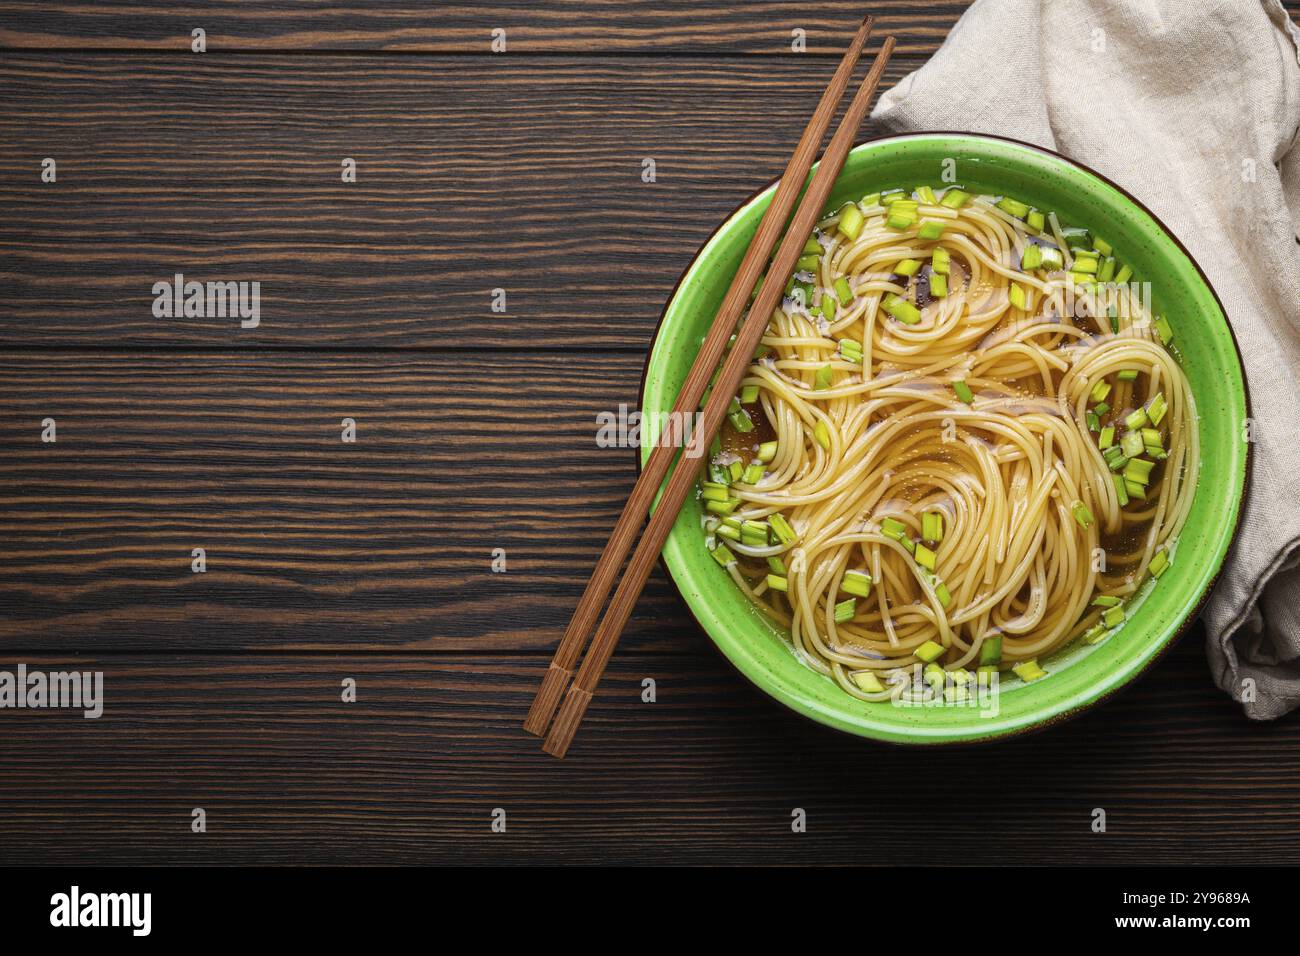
(1149, 549, 1170, 578)
(1083, 624, 1110, 645)
(707, 497, 740, 516)
(1094, 237, 1113, 256)
(1086, 410, 1100, 432)
(838, 205, 864, 241)
(766, 574, 789, 592)
(741, 462, 765, 484)
(1094, 402, 1111, 416)
(757, 440, 778, 463)
(929, 272, 949, 297)
(1012, 660, 1048, 682)
(851, 670, 884, 693)
(813, 420, 830, 451)
(880, 189, 907, 205)
(1071, 255, 1098, 275)
(880, 517, 909, 540)
(979, 635, 1003, 666)
(708, 462, 728, 484)
(1099, 426, 1116, 449)
(1117, 369, 1139, 381)
(1026, 209, 1046, 233)
(769, 513, 797, 545)
(834, 276, 853, 303)
(932, 246, 951, 275)
(1009, 283, 1027, 309)
(1071, 500, 1094, 529)
(1121, 431, 1144, 458)
(1124, 407, 1149, 430)
(1147, 392, 1167, 426)
(939, 188, 970, 209)
(1154, 316, 1174, 345)
(715, 522, 740, 541)
(834, 598, 856, 624)
(1113, 472, 1130, 506)
(924, 662, 946, 692)
(915, 185, 938, 204)
(915, 543, 937, 572)
(1125, 479, 1147, 500)
(728, 407, 755, 433)
(796, 254, 820, 272)
(922, 511, 944, 543)
(1021, 244, 1044, 270)
(882, 293, 922, 324)
(767, 555, 787, 575)
(741, 520, 768, 545)
(860, 192, 880, 208)
(1097, 257, 1117, 283)
(1092, 595, 1122, 607)
(1114, 263, 1133, 285)
(893, 258, 923, 277)
(841, 569, 873, 598)
(915, 640, 945, 663)
(710, 544, 734, 567)
(1039, 246, 1065, 271)
(1124, 458, 1155, 485)
(701, 482, 730, 502)
(1103, 605, 1125, 628)
(934, 580, 952, 608)
(1091, 380, 1112, 403)
(996, 197, 1030, 219)
(802, 237, 823, 255)
(814, 364, 833, 390)
(887, 209, 917, 231)
(728, 459, 743, 482)
(1060, 227, 1092, 250)
(740, 384, 759, 404)
(917, 219, 945, 240)
(1141, 427, 1163, 451)
(953, 380, 975, 404)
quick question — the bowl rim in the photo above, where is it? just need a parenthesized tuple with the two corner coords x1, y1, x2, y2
(637, 130, 1252, 745)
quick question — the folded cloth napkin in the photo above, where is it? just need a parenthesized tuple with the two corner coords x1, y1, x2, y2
(872, 0, 1300, 718)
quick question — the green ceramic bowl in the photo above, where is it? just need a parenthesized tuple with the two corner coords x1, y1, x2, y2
(640, 133, 1249, 744)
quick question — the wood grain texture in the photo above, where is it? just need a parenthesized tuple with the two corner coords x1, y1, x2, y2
(0, 53, 924, 349)
(0, 351, 714, 652)
(2, 640, 1295, 866)
(0, 1, 964, 53)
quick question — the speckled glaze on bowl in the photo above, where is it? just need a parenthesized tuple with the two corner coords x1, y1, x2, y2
(639, 133, 1249, 745)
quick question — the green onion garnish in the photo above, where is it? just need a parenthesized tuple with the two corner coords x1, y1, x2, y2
(1040, 246, 1065, 271)
(932, 246, 951, 275)
(1117, 369, 1139, 381)
(887, 209, 917, 231)
(917, 220, 945, 240)
(701, 482, 730, 502)
(707, 497, 740, 516)
(838, 205, 864, 240)
(1071, 500, 1094, 529)
(1009, 283, 1027, 309)
(796, 254, 820, 272)
(803, 237, 823, 255)
(953, 380, 975, 404)
(766, 574, 789, 592)
(1147, 392, 1167, 426)
(1149, 549, 1170, 578)
(814, 364, 833, 390)
(915, 640, 945, 663)
(1114, 263, 1133, 284)
(740, 384, 759, 404)
(1091, 380, 1112, 403)
(894, 258, 923, 277)
(1113, 472, 1130, 506)
(710, 544, 734, 567)
(769, 513, 797, 545)
(979, 635, 1003, 666)
(915, 185, 937, 204)
(1103, 605, 1125, 628)
(929, 272, 949, 297)
(1026, 209, 1046, 233)
(1121, 431, 1144, 458)
(1155, 316, 1174, 344)
(1021, 244, 1044, 271)
(741, 462, 765, 484)
(1099, 425, 1115, 449)
(1124, 407, 1148, 430)
(915, 543, 937, 572)
(767, 555, 787, 574)
(741, 520, 768, 546)
(940, 188, 970, 209)
(1013, 660, 1048, 682)
(996, 197, 1030, 219)
(1083, 624, 1110, 645)
(813, 420, 830, 451)
(757, 440, 778, 463)
(880, 517, 908, 539)
(834, 276, 853, 303)
(834, 598, 856, 624)
(729, 407, 755, 433)
(841, 570, 873, 598)
(1092, 595, 1122, 607)
(1124, 458, 1155, 485)
(922, 511, 944, 543)
(882, 294, 921, 324)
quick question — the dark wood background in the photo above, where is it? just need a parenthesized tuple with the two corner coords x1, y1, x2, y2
(2, 1, 1297, 866)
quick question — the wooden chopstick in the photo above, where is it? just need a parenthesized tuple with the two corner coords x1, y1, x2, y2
(541, 36, 898, 758)
(522, 13, 878, 738)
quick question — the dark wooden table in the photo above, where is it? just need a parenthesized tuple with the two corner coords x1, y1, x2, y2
(2, 1, 1297, 866)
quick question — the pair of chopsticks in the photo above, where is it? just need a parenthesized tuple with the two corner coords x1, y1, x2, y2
(525, 14, 896, 758)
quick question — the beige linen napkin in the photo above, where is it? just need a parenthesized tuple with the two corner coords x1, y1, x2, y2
(871, 0, 1300, 717)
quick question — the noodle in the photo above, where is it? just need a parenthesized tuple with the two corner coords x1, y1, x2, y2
(701, 187, 1197, 701)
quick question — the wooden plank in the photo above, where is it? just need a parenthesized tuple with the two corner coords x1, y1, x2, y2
(0, 351, 709, 652)
(0, 2, 965, 54)
(0, 53, 920, 349)
(0, 644, 1290, 865)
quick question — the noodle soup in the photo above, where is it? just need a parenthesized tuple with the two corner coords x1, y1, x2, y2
(699, 186, 1194, 703)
